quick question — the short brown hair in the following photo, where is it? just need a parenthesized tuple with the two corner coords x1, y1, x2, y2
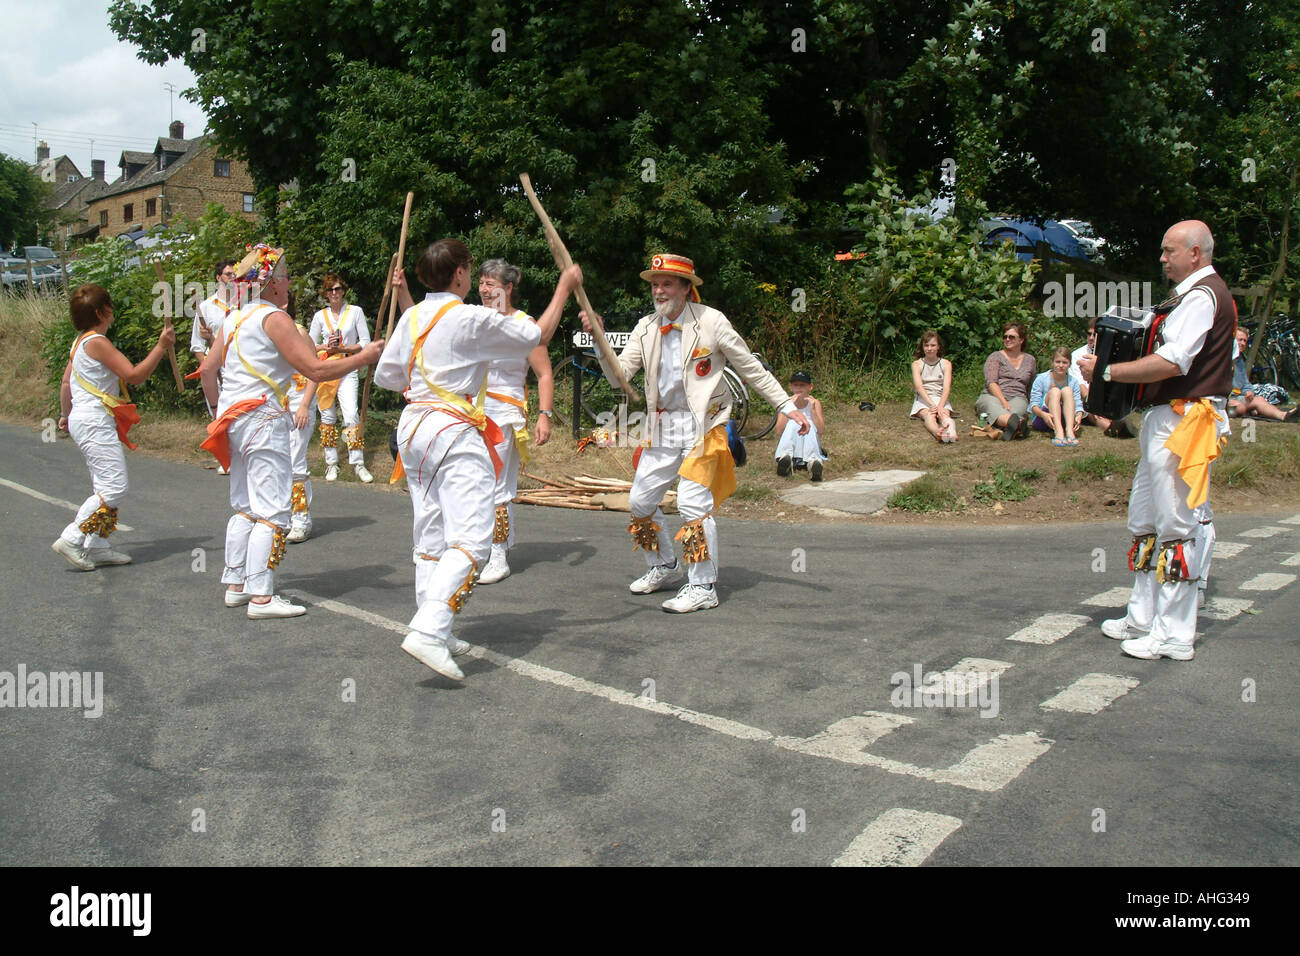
(416, 239, 472, 292)
(69, 283, 111, 331)
(1051, 345, 1071, 362)
(320, 273, 347, 295)
(1003, 321, 1029, 346)
(915, 329, 944, 358)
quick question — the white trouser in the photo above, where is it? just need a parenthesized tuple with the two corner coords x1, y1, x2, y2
(319, 371, 362, 465)
(222, 408, 292, 596)
(629, 444, 718, 586)
(289, 389, 316, 517)
(1122, 402, 1226, 644)
(62, 409, 127, 551)
(774, 420, 825, 462)
(400, 406, 496, 640)
(491, 423, 523, 549)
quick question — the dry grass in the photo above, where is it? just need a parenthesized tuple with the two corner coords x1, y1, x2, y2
(0, 289, 65, 422)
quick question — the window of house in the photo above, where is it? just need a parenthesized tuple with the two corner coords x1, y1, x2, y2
(123, 203, 133, 222)
(242, 193, 255, 213)
(99, 211, 108, 228)
(214, 159, 231, 177)
(67, 175, 79, 183)
(146, 198, 157, 217)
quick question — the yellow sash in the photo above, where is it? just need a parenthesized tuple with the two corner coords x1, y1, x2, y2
(225, 304, 288, 408)
(677, 424, 737, 507)
(1164, 399, 1226, 509)
(70, 332, 140, 449)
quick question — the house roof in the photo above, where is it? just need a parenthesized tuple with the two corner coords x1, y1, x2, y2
(50, 175, 109, 211)
(95, 135, 215, 202)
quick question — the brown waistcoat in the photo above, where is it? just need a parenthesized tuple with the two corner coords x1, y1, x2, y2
(1144, 270, 1236, 405)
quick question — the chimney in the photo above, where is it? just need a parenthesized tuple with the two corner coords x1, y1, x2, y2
(169, 120, 184, 140)
(37, 141, 50, 162)
(92, 159, 105, 181)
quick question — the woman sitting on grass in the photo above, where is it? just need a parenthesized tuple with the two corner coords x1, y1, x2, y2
(1028, 346, 1085, 446)
(910, 329, 957, 443)
(974, 321, 1036, 441)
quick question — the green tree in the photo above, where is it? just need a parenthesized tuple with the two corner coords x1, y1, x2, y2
(0, 153, 48, 250)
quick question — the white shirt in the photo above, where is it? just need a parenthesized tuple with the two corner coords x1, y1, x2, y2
(1156, 265, 1218, 375)
(310, 305, 371, 349)
(374, 293, 541, 404)
(69, 333, 119, 414)
(216, 299, 296, 415)
(654, 318, 698, 448)
(483, 309, 535, 428)
(191, 291, 237, 353)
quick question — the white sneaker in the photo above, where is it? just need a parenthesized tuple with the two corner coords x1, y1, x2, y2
(478, 545, 511, 584)
(445, 636, 471, 656)
(325, 464, 339, 482)
(662, 583, 719, 613)
(89, 548, 132, 566)
(401, 632, 465, 680)
(630, 561, 683, 594)
(1121, 635, 1195, 661)
(224, 588, 252, 607)
(354, 464, 373, 483)
(287, 517, 312, 543)
(51, 538, 94, 571)
(247, 595, 306, 619)
(1100, 617, 1147, 641)
(217, 464, 229, 475)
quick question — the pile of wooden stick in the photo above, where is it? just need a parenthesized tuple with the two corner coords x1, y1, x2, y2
(517, 472, 677, 513)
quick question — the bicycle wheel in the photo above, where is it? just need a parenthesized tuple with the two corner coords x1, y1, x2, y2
(723, 368, 749, 435)
(549, 353, 579, 428)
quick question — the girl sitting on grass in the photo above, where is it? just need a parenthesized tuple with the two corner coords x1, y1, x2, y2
(910, 329, 957, 443)
(1028, 346, 1085, 446)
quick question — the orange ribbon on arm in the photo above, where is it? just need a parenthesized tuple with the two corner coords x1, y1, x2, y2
(200, 397, 269, 471)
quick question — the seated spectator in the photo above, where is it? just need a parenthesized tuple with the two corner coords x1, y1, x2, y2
(1071, 317, 1113, 430)
(1228, 327, 1299, 422)
(775, 370, 826, 481)
(910, 329, 957, 443)
(1029, 347, 1085, 446)
(974, 321, 1037, 441)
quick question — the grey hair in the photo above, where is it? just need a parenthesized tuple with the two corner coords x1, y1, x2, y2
(1185, 222, 1214, 260)
(479, 258, 521, 287)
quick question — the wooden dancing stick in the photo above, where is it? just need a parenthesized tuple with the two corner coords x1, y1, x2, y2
(151, 260, 185, 392)
(384, 191, 416, 341)
(518, 172, 638, 401)
(359, 251, 400, 440)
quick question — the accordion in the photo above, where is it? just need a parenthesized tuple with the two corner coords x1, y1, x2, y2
(1085, 305, 1160, 420)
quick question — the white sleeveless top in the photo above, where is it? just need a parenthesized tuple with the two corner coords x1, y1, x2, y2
(216, 300, 295, 415)
(69, 333, 120, 414)
(484, 309, 535, 427)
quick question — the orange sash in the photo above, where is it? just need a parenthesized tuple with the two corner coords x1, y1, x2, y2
(200, 397, 269, 470)
(71, 332, 141, 450)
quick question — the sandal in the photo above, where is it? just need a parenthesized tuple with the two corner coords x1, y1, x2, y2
(1066, 437, 1080, 446)
(1052, 437, 1068, 447)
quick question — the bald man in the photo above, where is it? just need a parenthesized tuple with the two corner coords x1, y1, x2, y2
(1078, 220, 1235, 661)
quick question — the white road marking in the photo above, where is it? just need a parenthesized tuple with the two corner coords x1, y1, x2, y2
(1212, 541, 1249, 559)
(1282, 553, 1300, 567)
(1006, 613, 1091, 644)
(1277, 514, 1300, 525)
(1239, 526, 1290, 539)
(1239, 573, 1296, 591)
(311, 594, 1051, 791)
(833, 808, 963, 867)
(1040, 674, 1141, 714)
(920, 657, 1014, 696)
(0, 476, 134, 531)
(1199, 597, 1254, 621)
(1082, 586, 1131, 607)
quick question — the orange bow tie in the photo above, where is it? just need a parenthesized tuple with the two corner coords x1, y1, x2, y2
(659, 322, 681, 335)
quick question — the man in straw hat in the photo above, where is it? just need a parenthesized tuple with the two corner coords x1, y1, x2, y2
(581, 253, 809, 613)
(199, 244, 384, 618)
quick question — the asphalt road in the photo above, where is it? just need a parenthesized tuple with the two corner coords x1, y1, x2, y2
(1, 421, 1296, 866)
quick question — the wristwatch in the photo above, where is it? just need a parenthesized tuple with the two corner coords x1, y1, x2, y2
(1102, 366, 1112, 383)
(539, 409, 554, 419)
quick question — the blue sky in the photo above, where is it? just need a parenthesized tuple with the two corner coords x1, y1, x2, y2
(0, 0, 207, 179)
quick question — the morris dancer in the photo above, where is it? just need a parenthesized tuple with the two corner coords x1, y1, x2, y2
(1079, 220, 1235, 661)
(200, 247, 382, 618)
(474, 258, 557, 584)
(309, 273, 373, 482)
(378, 239, 581, 680)
(581, 254, 809, 613)
(53, 283, 176, 569)
(191, 258, 239, 469)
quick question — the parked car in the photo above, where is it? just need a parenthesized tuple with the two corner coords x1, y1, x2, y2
(21, 245, 58, 261)
(1058, 220, 1106, 260)
(2, 262, 65, 294)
